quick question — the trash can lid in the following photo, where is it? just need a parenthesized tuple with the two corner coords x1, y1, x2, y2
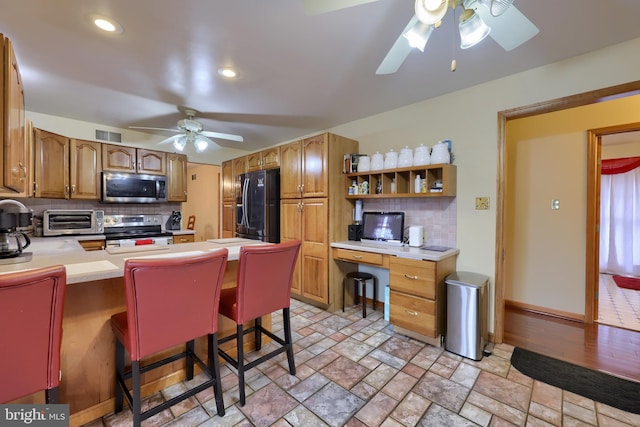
(445, 271, 489, 288)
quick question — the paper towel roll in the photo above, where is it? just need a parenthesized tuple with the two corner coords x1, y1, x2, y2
(154, 237, 169, 245)
(354, 200, 363, 223)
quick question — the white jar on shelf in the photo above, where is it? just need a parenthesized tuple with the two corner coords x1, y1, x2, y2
(371, 152, 384, 171)
(357, 155, 370, 172)
(384, 149, 398, 169)
(398, 146, 413, 167)
(430, 141, 450, 164)
(413, 144, 431, 166)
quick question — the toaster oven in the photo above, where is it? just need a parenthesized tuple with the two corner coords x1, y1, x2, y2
(43, 209, 104, 236)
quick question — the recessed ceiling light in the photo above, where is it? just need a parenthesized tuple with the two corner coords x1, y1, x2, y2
(91, 15, 123, 34)
(218, 68, 238, 78)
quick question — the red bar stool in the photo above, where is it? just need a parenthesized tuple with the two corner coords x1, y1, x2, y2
(110, 250, 228, 426)
(0, 265, 66, 404)
(217, 240, 301, 406)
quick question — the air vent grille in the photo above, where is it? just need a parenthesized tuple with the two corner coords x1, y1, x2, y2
(95, 129, 122, 143)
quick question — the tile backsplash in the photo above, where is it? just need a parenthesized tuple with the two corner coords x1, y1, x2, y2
(361, 197, 457, 248)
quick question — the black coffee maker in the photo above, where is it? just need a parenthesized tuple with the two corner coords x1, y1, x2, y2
(0, 200, 33, 259)
(165, 211, 182, 231)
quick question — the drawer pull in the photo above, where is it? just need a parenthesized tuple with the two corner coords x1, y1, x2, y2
(405, 309, 419, 316)
(404, 274, 419, 280)
(353, 255, 363, 259)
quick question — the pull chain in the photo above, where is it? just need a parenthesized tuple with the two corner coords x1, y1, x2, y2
(451, 6, 457, 72)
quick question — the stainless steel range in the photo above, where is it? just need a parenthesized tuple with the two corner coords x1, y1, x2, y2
(103, 214, 174, 248)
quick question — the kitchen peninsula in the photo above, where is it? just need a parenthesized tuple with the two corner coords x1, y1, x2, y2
(2, 237, 268, 426)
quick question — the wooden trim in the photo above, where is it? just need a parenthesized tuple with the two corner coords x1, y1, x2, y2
(505, 299, 584, 323)
(494, 80, 640, 344)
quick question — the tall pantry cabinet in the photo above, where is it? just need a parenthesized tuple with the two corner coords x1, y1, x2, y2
(280, 133, 358, 309)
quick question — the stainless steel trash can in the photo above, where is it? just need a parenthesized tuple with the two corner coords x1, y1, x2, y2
(445, 271, 489, 361)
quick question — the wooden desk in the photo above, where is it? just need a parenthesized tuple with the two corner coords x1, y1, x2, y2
(332, 242, 458, 347)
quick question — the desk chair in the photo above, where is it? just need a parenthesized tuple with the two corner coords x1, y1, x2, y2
(218, 240, 301, 406)
(110, 250, 228, 426)
(0, 265, 66, 404)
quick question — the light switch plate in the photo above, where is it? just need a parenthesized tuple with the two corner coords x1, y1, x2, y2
(475, 197, 489, 210)
(551, 199, 560, 210)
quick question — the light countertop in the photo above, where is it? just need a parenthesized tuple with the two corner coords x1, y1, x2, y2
(0, 237, 266, 284)
(331, 241, 459, 262)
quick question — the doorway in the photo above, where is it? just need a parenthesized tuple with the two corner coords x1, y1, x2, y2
(494, 81, 640, 344)
(587, 125, 640, 332)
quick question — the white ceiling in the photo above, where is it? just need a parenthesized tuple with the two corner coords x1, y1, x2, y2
(4, 0, 640, 155)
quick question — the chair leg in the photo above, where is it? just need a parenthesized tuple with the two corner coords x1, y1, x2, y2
(115, 339, 125, 413)
(255, 317, 262, 350)
(208, 333, 225, 417)
(283, 307, 296, 375)
(186, 340, 195, 380)
(373, 277, 378, 311)
(361, 279, 367, 318)
(236, 324, 246, 406)
(132, 361, 141, 427)
(342, 277, 346, 312)
(45, 386, 59, 404)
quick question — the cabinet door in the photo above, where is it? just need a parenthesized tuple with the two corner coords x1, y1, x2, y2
(3, 37, 27, 193)
(389, 290, 437, 338)
(102, 144, 136, 172)
(246, 152, 262, 172)
(280, 141, 302, 199)
(300, 198, 328, 303)
(222, 201, 235, 238)
(137, 149, 166, 175)
(232, 156, 246, 177)
(281, 199, 302, 296)
(261, 147, 280, 169)
(167, 153, 187, 201)
(221, 160, 234, 200)
(389, 257, 436, 299)
(70, 139, 101, 200)
(34, 129, 69, 199)
(301, 134, 328, 198)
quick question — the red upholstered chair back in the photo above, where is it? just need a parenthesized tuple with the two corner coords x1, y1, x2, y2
(123, 249, 228, 361)
(235, 240, 301, 324)
(0, 265, 66, 403)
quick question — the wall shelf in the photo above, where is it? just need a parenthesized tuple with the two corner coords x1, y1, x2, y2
(345, 164, 456, 198)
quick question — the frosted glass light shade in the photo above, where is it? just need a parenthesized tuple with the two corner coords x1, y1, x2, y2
(459, 11, 491, 49)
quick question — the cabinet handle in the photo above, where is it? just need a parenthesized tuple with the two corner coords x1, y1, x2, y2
(65, 185, 70, 195)
(131, 160, 135, 170)
(405, 309, 419, 316)
(71, 185, 76, 194)
(404, 274, 419, 280)
(19, 163, 27, 181)
(353, 255, 363, 259)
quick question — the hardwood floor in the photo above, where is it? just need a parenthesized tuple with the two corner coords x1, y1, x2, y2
(503, 305, 640, 382)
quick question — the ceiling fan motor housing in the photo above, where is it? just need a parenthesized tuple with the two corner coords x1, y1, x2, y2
(177, 119, 203, 133)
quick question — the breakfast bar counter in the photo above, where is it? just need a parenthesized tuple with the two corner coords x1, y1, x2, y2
(3, 237, 268, 426)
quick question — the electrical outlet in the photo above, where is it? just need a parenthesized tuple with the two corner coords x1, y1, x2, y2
(475, 197, 489, 210)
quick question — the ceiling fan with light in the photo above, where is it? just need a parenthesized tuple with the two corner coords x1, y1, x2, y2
(130, 109, 244, 153)
(304, 0, 539, 73)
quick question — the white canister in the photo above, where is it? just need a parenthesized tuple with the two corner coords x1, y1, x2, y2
(398, 146, 413, 167)
(431, 141, 451, 164)
(409, 225, 424, 247)
(384, 149, 398, 169)
(371, 152, 384, 171)
(357, 155, 370, 172)
(413, 144, 431, 166)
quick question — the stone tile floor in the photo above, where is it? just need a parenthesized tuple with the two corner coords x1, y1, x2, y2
(83, 299, 640, 426)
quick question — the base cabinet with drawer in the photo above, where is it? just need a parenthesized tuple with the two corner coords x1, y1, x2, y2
(173, 234, 195, 244)
(389, 255, 456, 346)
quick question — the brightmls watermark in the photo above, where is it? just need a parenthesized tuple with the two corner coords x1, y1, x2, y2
(0, 405, 69, 426)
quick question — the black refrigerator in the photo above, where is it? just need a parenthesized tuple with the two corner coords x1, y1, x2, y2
(236, 168, 280, 243)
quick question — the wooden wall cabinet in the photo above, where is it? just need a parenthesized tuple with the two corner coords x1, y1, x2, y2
(221, 160, 236, 238)
(102, 144, 166, 175)
(0, 34, 29, 196)
(167, 153, 187, 201)
(280, 133, 358, 309)
(388, 255, 456, 346)
(33, 130, 102, 199)
(247, 146, 280, 172)
(346, 164, 456, 198)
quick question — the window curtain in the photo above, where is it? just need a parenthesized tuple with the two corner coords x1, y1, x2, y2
(599, 157, 640, 276)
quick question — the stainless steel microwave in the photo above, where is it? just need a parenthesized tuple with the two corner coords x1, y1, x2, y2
(102, 172, 168, 203)
(43, 209, 104, 236)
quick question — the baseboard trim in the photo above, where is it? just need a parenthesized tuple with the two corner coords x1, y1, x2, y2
(505, 299, 584, 323)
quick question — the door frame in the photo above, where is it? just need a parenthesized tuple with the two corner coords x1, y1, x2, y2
(494, 80, 640, 343)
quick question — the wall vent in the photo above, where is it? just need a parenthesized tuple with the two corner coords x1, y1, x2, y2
(95, 129, 122, 143)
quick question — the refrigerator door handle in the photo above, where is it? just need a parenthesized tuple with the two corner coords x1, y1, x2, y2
(242, 177, 249, 227)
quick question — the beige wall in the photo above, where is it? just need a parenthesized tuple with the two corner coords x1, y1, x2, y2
(505, 96, 640, 315)
(181, 163, 220, 241)
(602, 139, 640, 159)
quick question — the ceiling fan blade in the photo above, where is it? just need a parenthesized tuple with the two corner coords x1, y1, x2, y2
(129, 126, 180, 133)
(303, 0, 380, 15)
(473, 1, 539, 51)
(157, 134, 182, 145)
(200, 130, 244, 142)
(376, 16, 419, 75)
